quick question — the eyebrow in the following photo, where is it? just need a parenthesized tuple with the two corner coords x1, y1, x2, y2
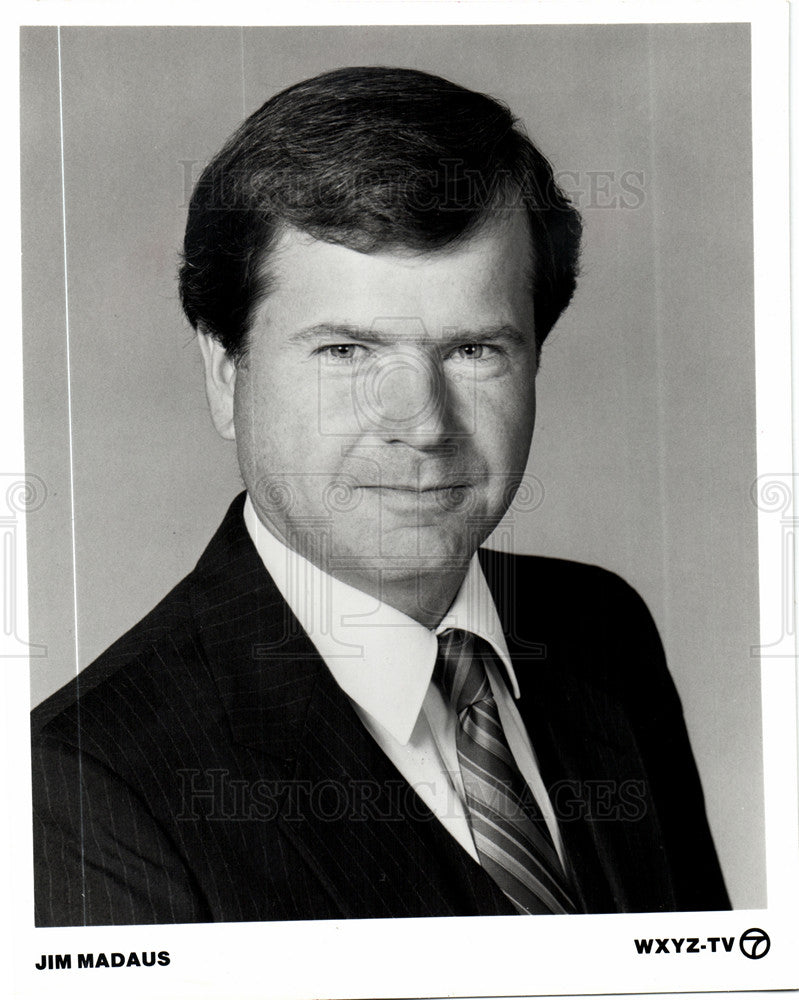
(287, 322, 529, 347)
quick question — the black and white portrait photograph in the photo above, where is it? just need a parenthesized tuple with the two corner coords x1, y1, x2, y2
(4, 3, 797, 999)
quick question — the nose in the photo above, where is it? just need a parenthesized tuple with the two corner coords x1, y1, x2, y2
(356, 348, 450, 449)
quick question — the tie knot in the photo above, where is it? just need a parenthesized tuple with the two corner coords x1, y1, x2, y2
(435, 628, 491, 715)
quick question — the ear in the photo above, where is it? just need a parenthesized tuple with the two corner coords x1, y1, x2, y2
(197, 332, 237, 440)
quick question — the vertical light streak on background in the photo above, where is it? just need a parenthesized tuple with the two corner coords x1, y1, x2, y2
(57, 25, 87, 923)
(645, 25, 671, 629)
(240, 27, 247, 117)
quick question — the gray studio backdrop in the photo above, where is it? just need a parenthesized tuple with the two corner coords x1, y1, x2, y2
(21, 24, 762, 907)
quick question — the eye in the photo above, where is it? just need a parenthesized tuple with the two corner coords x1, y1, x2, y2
(451, 343, 496, 361)
(319, 344, 368, 363)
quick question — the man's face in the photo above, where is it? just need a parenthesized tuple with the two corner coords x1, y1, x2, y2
(203, 212, 537, 606)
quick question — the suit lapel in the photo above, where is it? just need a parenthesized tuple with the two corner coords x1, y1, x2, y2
(517, 662, 662, 913)
(189, 494, 513, 919)
(283, 668, 515, 918)
(187, 493, 321, 756)
(479, 547, 676, 913)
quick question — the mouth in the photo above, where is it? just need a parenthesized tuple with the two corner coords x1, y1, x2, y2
(360, 484, 470, 494)
(358, 484, 472, 510)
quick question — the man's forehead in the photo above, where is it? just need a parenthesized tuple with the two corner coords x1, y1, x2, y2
(240, 214, 537, 356)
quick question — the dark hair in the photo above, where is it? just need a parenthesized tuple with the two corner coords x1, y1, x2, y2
(179, 66, 582, 359)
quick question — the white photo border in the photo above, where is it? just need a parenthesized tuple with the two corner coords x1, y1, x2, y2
(3, 2, 796, 998)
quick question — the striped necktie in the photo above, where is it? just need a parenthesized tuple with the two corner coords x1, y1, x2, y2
(435, 628, 578, 915)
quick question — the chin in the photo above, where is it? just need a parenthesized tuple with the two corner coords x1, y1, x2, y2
(336, 528, 481, 576)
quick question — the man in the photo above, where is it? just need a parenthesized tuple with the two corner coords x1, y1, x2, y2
(31, 66, 730, 924)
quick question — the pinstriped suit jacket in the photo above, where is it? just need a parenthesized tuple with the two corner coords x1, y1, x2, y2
(31, 493, 730, 925)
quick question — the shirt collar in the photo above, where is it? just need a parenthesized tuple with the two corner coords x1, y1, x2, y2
(243, 494, 519, 745)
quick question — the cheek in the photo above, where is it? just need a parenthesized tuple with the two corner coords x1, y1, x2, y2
(473, 379, 536, 465)
(233, 370, 290, 480)
(235, 374, 351, 488)
(235, 357, 307, 438)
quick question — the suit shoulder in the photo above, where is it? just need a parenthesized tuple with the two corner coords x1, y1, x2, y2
(480, 548, 672, 701)
(31, 569, 206, 751)
(478, 547, 644, 612)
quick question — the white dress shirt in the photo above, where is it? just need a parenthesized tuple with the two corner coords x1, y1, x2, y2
(243, 495, 565, 866)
